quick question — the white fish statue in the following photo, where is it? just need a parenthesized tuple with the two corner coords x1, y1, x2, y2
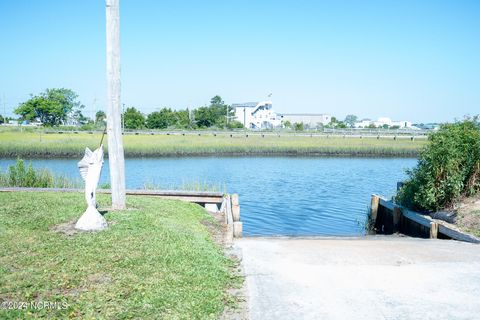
(75, 145, 108, 231)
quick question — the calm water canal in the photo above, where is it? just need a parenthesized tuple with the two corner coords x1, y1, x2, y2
(0, 157, 416, 236)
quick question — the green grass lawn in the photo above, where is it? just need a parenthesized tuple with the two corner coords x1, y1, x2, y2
(0, 192, 239, 319)
(0, 130, 427, 157)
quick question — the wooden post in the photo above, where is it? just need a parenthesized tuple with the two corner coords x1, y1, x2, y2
(369, 195, 380, 234)
(430, 222, 438, 239)
(393, 207, 402, 232)
(106, 0, 126, 209)
(231, 193, 239, 206)
(233, 221, 243, 238)
(225, 195, 234, 243)
(232, 194, 240, 222)
(370, 195, 380, 223)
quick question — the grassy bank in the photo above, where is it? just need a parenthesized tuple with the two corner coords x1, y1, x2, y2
(0, 192, 238, 319)
(0, 131, 427, 157)
(456, 194, 480, 237)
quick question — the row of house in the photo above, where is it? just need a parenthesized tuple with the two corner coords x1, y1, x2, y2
(232, 101, 413, 129)
(354, 117, 413, 129)
(232, 101, 331, 129)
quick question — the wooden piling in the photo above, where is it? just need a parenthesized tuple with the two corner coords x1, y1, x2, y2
(233, 222, 243, 238)
(231, 193, 239, 206)
(225, 194, 233, 225)
(230, 194, 242, 237)
(370, 195, 380, 223)
(393, 207, 402, 232)
(430, 222, 438, 239)
(232, 205, 240, 221)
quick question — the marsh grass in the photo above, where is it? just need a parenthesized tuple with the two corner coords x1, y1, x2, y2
(0, 131, 427, 158)
(143, 179, 226, 192)
(0, 159, 82, 188)
(0, 192, 239, 319)
(0, 159, 225, 192)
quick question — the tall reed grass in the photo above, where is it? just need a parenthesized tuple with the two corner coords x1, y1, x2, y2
(143, 179, 226, 192)
(0, 131, 427, 158)
(0, 160, 224, 192)
(0, 159, 82, 188)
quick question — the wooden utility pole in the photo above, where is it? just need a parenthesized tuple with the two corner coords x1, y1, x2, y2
(106, 0, 126, 209)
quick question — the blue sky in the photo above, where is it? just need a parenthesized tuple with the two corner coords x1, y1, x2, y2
(0, 0, 479, 123)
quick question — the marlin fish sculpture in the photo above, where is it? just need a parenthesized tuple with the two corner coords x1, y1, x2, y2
(75, 144, 108, 231)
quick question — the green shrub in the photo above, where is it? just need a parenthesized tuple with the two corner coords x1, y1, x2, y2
(0, 159, 82, 188)
(396, 118, 480, 212)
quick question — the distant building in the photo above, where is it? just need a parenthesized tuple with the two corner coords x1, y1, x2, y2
(355, 119, 373, 128)
(414, 123, 440, 130)
(355, 117, 413, 129)
(232, 100, 282, 129)
(278, 114, 331, 127)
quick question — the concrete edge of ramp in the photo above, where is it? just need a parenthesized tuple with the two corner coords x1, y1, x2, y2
(235, 236, 480, 320)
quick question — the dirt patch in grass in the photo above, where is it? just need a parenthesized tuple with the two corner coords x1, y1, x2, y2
(201, 211, 227, 247)
(221, 248, 248, 320)
(456, 194, 480, 237)
(86, 273, 112, 286)
(200, 207, 248, 319)
(51, 219, 79, 236)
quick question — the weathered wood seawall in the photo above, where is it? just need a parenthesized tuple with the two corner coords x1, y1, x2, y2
(219, 193, 243, 242)
(371, 194, 480, 243)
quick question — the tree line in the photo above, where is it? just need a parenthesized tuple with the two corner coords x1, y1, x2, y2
(6, 87, 379, 130)
(9, 88, 244, 130)
(118, 96, 243, 130)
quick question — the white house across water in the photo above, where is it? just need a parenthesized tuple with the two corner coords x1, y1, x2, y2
(232, 100, 282, 129)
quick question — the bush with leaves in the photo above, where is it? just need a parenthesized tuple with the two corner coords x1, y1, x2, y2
(293, 122, 304, 131)
(146, 108, 177, 129)
(226, 120, 244, 129)
(194, 96, 232, 128)
(396, 118, 480, 212)
(15, 88, 85, 126)
(123, 107, 145, 129)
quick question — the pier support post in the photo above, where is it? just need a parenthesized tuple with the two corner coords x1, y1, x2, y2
(232, 194, 240, 222)
(371, 195, 380, 221)
(430, 222, 439, 239)
(221, 194, 242, 239)
(393, 207, 402, 233)
(370, 195, 380, 233)
(233, 222, 243, 238)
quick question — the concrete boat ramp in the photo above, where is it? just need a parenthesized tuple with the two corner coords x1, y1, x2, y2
(234, 236, 480, 320)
